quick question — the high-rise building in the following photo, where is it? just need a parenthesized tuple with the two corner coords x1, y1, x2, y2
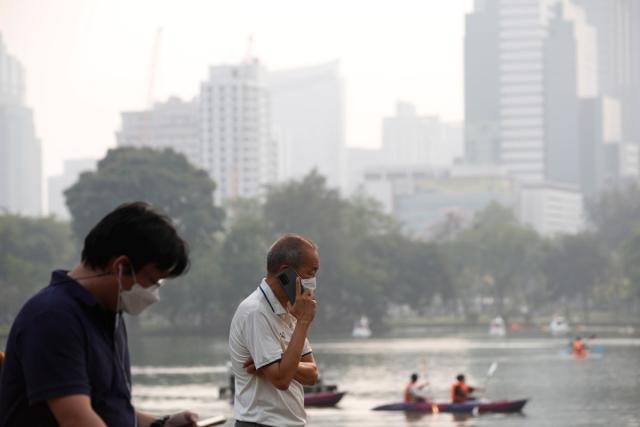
(464, 0, 596, 185)
(464, 0, 500, 165)
(47, 158, 97, 219)
(0, 34, 42, 216)
(268, 61, 345, 192)
(574, 0, 640, 144)
(544, 1, 597, 186)
(200, 60, 277, 204)
(580, 96, 638, 195)
(116, 97, 200, 168)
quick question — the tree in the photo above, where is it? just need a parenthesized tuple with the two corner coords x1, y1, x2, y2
(542, 232, 609, 322)
(621, 226, 640, 302)
(65, 147, 224, 244)
(585, 180, 640, 251)
(0, 215, 76, 324)
(451, 203, 544, 320)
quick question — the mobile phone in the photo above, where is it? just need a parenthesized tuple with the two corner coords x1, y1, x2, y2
(277, 266, 300, 305)
(196, 415, 226, 426)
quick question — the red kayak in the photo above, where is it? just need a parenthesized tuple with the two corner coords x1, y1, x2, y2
(372, 398, 528, 414)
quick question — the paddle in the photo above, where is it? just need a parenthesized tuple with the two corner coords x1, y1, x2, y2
(471, 361, 498, 416)
(484, 360, 498, 393)
(420, 357, 432, 401)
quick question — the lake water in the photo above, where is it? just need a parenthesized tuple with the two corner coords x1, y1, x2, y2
(126, 333, 640, 427)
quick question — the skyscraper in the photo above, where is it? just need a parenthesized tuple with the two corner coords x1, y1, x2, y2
(574, 0, 640, 144)
(464, 0, 596, 185)
(0, 34, 42, 216)
(200, 59, 277, 204)
(268, 61, 345, 192)
(464, 0, 500, 165)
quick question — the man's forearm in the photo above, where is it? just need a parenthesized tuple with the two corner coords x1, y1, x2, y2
(294, 361, 319, 385)
(279, 320, 311, 378)
(136, 411, 156, 427)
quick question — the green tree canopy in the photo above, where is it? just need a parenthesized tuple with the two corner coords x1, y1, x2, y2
(585, 180, 640, 251)
(0, 215, 76, 323)
(542, 232, 609, 321)
(621, 226, 640, 300)
(65, 147, 224, 244)
(451, 203, 544, 318)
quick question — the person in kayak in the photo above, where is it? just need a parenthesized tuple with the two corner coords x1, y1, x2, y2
(404, 373, 429, 403)
(572, 336, 588, 358)
(451, 374, 481, 403)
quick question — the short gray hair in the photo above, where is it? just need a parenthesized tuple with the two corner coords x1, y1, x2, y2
(266, 233, 317, 274)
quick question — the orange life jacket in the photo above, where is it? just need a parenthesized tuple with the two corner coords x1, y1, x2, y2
(404, 381, 416, 402)
(573, 340, 586, 357)
(451, 381, 470, 403)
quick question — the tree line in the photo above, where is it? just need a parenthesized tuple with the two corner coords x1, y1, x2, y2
(1, 147, 639, 336)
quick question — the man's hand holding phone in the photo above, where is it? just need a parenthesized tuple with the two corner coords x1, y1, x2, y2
(288, 277, 316, 324)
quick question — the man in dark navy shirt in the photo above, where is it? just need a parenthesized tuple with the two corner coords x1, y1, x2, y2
(0, 202, 199, 427)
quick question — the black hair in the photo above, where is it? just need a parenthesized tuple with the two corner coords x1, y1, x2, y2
(456, 374, 465, 382)
(266, 233, 317, 274)
(411, 373, 418, 382)
(81, 201, 189, 277)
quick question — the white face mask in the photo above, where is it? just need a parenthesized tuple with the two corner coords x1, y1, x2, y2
(300, 276, 317, 292)
(118, 265, 161, 315)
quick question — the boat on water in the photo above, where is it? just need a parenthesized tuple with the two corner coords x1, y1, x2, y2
(303, 380, 347, 407)
(549, 315, 570, 336)
(352, 315, 372, 338)
(304, 389, 347, 407)
(488, 316, 506, 337)
(372, 398, 528, 414)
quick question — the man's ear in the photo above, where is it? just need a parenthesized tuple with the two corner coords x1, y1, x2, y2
(109, 255, 130, 276)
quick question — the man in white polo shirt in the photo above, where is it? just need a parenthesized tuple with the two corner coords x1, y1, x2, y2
(229, 234, 319, 427)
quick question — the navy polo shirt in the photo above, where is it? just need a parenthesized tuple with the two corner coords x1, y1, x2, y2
(0, 270, 135, 426)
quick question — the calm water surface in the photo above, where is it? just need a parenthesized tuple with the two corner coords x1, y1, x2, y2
(127, 334, 640, 427)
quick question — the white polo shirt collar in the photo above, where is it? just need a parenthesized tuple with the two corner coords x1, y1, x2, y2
(258, 279, 287, 315)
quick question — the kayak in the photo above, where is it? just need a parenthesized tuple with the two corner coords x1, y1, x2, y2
(304, 390, 347, 407)
(303, 381, 346, 407)
(372, 398, 528, 414)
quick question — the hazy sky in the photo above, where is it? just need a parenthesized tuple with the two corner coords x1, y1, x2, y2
(0, 0, 473, 178)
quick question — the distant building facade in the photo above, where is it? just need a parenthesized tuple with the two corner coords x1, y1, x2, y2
(359, 164, 517, 238)
(268, 61, 346, 192)
(518, 181, 584, 236)
(116, 96, 200, 168)
(0, 34, 42, 216)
